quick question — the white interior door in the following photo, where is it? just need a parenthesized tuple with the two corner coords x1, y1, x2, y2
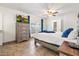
(3, 13, 16, 43)
(0, 13, 3, 45)
(57, 20, 61, 32)
(52, 20, 61, 32)
(53, 22, 57, 32)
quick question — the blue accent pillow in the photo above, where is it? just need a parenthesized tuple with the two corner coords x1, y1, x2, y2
(62, 28, 73, 38)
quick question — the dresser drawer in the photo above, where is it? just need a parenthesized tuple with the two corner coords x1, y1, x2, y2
(16, 23, 30, 43)
(21, 34, 29, 37)
(22, 36, 29, 40)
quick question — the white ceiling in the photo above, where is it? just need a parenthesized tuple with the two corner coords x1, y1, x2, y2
(0, 3, 79, 16)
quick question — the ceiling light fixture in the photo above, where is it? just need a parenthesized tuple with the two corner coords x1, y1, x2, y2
(44, 9, 58, 16)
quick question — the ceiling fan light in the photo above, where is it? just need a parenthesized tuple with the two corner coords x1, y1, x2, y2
(43, 9, 58, 16)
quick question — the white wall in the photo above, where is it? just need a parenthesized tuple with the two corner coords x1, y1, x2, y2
(30, 15, 41, 34)
(3, 13, 16, 42)
(46, 12, 78, 32)
(0, 13, 2, 30)
(63, 12, 77, 31)
(0, 6, 28, 45)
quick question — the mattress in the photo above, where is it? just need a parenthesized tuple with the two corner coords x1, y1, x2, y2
(31, 32, 67, 46)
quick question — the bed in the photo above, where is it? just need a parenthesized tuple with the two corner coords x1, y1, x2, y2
(31, 32, 67, 52)
(31, 28, 77, 52)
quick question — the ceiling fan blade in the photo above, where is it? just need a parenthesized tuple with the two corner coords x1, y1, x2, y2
(51, 11, 58, 16)
(52, 14, 56, 16)
(53, 11, 58, 14)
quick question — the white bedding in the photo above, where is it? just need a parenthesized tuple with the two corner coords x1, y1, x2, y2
(31, 32, 67, 46)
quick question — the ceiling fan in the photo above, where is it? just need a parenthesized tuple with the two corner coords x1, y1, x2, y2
(44, 9, 58, 16)
(43, 3, 76, 16)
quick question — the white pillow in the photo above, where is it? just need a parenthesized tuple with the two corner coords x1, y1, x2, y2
(68, 29, 77, 39)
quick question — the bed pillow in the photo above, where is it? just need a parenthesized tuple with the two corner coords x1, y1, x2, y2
(62, 28, 73, 38)
(68, 29, 77, 39)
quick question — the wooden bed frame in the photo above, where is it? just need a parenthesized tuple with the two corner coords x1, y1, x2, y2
(34, 38, 59, 52)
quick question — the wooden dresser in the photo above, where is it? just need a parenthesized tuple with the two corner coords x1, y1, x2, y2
(58, 41, 79, 56)
(16, 23, 30, 43)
